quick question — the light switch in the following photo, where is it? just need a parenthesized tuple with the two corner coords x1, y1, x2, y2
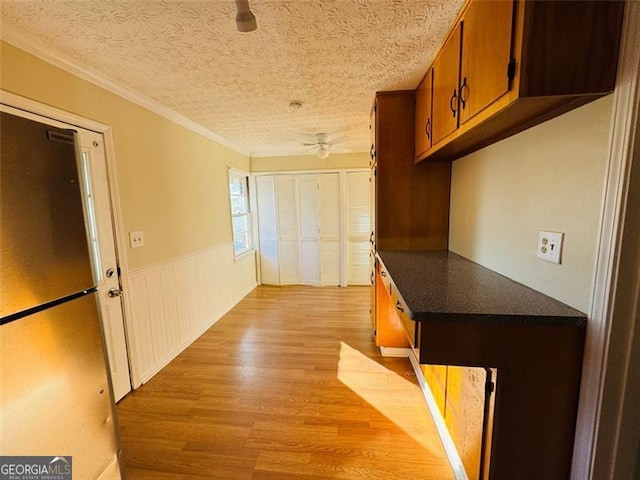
(129, 231, 145, 248)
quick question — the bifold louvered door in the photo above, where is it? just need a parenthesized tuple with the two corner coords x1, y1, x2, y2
(319, 174, 341, 285)
(255, 176, 280, 284)
(255, 172, 370, 286)
(345, 172, 372, 285)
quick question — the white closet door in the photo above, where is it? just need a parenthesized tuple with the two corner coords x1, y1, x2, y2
(256, 175, 280, 285)
(346, 171, 372, 285)
(319, 173, 341, 285)
(276, 175, 299, 284)
(297, 175, 320, 285)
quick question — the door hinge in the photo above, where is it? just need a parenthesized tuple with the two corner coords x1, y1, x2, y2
(507, 59, 516, 80)
(485, 368, 495, 395)
(486, 380, 495, 395)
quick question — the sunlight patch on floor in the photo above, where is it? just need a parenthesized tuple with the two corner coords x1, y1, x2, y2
(336, 341, 444, 455)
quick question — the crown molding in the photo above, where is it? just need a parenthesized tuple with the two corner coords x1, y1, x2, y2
(250, 149, 368, 158)
(0, 23, 251, 157)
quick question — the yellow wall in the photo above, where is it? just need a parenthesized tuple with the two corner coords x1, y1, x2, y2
(251, 152, 369, 172)
(0, 41, 249, 270)
(449, 95, 613, 312)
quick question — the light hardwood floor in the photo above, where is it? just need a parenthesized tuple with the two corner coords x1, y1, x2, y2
(117, 285, 454, 480)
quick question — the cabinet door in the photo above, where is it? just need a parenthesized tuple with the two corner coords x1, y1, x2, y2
(459, 0, 514, 125)
(415, 68, 433, 160)
(432, 24, 461, 146)
(423, 364, 448, 417)
(374, 266, 409, 348)
(445, 366, 487, 480)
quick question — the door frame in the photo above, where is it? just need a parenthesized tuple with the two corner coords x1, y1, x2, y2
(571, 2, 640, 479)
(0, 89, 142, 390)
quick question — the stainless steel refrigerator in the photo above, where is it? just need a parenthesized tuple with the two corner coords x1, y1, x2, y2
(0, 111, 123, 479)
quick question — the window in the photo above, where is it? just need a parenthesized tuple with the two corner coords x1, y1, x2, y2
(228, 169, 253, 257)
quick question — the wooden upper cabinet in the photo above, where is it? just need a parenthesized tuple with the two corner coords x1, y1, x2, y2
(414, 69, 433, 160)
(431, 24, 461, 146)
(415, 0, 624, 163)
(459, 0, 514, 125)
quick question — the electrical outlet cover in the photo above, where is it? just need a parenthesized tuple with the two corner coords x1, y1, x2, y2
(537, 230, 563, 264)
(129, 231, 145, 248)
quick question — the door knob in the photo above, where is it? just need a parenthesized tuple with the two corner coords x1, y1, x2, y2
(107, 288, 123, 298)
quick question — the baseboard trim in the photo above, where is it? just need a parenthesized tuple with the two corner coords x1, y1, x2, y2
(379, 346, 411, 357)
(408, 351, 469, 480)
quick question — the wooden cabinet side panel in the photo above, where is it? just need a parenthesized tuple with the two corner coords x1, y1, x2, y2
(409, 161, 450, 250)
(445, 366, 486, 480)
(432, 24, 462, 146)
(519, 1, 624, 97)
(375, 93, 414, 251)
(459, 0, 514, 125)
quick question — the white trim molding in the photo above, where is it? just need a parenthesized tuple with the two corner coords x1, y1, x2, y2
(572, 2, 640, 479)
(0, 25, 250, 157)
(407, 352, 469, 480)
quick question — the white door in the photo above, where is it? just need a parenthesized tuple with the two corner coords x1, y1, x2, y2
(298, 175, 321, 285)
(276, 175, 300, 284)
(77, 130, 131, 401)
(346, 171, 372, 285)
(255, 176, 280, 285)
(319, 173, 341, 285)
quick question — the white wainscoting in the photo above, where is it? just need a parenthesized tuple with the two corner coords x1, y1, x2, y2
(127, 243, 257, 384)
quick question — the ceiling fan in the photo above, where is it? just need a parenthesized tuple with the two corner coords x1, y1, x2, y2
(302, 133, 350, 159)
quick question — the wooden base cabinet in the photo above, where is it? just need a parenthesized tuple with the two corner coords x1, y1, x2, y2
(374, 262, 409, 348)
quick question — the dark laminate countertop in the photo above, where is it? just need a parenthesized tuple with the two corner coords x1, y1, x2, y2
(377, 250, 587, 327)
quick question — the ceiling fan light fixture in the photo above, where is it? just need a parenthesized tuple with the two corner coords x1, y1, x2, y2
(317, 146, 330, 160)
(235, 0, 257, 32)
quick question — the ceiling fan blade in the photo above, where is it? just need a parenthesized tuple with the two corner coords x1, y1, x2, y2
(327, 136, 350, 146)
(302, 142, 318, 147)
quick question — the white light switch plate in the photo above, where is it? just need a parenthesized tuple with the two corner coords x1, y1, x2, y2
(537, 230, 563, 264)
(129, 231, 145, 248)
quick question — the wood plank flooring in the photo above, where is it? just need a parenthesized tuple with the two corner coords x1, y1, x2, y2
(117, 286, 454, 480)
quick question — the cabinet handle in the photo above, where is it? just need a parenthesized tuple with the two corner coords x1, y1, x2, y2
(396, 301, 404, 313)
(450, 90, 458, 118)
(370, 271, 374, 285)
(381, 271, 387, 277)
(425, 118, 431, 140)
(460, 77, 469, 109)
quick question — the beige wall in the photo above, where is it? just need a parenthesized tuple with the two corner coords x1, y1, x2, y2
(251, 152, 369, 172)
(0, 41, 250, 270)
(449, 96, 613, 313)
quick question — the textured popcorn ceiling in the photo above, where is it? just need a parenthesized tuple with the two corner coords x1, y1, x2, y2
(0, 0, 464, 156)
